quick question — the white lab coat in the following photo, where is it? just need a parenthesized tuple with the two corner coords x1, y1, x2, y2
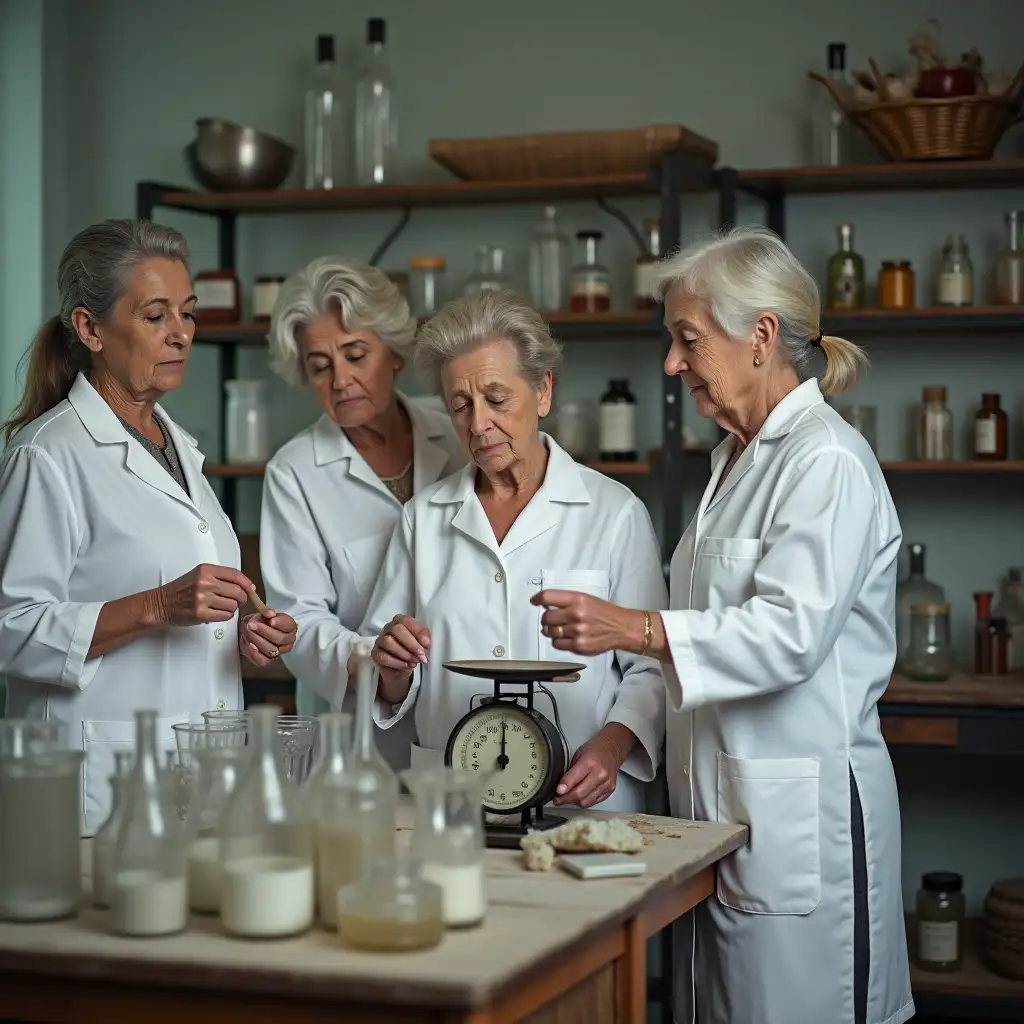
(0, 374, 242, 835)
(259, 395, 466, 770)
(662, 380, 914, 1024)
(361, 436, 667, 812)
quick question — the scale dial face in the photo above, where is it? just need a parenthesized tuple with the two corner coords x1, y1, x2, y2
(447, 703, 556, 814)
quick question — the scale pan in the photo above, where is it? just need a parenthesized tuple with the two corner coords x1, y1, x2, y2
(442, 659, 585, 682)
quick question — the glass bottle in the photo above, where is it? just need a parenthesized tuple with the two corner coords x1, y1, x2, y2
(218, 705, 314, 937)
(569, 230, 611, 313)
(974, 591, 995, 675)
(877, 260, 915, 309)
(894, 544, 945, 662)
(812, 42, 851, 166)
(463, 246, 513, 296)
(898, 604, 954, 682)
(825, 223, 865, 309)
(307, 712, 360, 927)
(916, 387, 953, 461)
(599, 379, 638, 462)
(110, 710, 188, 936)
(184, 745, 248, 913)
(354, 17, 396, 186)
(528, 206, 571, 313)
(304, 34, 341, 190)
(995, 567, 1024, 671)
(401, 767, 487, 928)
(916, 872, 965, 972)
(936, 235, 973, 307)
(974, 393, 1007, 460)
(409, 256, 446, 317)
(634, 219, 662, 309)
(993, 211, 1024, 305)
(275, 714, 319, 785)
(92, 750, 133, 909)
(0, 721, 84, 922)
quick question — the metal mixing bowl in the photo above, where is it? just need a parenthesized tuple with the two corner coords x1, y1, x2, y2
(185, 118, 296, 191)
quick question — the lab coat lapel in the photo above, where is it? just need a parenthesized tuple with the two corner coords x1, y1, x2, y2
(161, 415, 207, 512)
(311, 414, 392, 501)
(432, 466, 500, 556)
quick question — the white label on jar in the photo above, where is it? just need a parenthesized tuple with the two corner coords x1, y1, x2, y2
(599, 403, 636, 454)
(975, 418, 997, 455)
(571, 281, 610, 297)
(918, 919, 959, 963)
(252, 281, 281, 319)
(634, 263, 658, 301)
(937, 271, 972, 306)
(194, 279, 237, 311)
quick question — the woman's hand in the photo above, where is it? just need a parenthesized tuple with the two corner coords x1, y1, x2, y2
(530, 589, 647, 657)
(553, 723, 637, 808)
(155, 564, 254, 627)
(240, 608, 297, 666)
(372, 614, 431, 702)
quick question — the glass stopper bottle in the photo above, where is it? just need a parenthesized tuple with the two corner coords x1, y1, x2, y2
(825, 222, 865, 309)
(92, 750, 133, 909)
(528, 206, 570, 313)
(812, 42, 851, 166)
(354, 17, 396, 186)
(936, 235, 973, 307)
(570, 230, 611, 313)
(110, 709, 188, 936)
(993, 211, 1024, 305)
(463, 245, 513, 297)
(916, 386, 953, 461)
(218, 705, 315, 937)
(894, 543, 945, 662)
(304, 34, 341, 189)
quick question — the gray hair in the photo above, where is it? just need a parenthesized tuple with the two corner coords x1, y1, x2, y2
(415, 290, 562, 394)
(652, 225, 868, 396)
(269, 256, 416, 386)
(3, 219, 190, 443)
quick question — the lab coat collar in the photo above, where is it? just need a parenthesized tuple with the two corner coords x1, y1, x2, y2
(68, 373, 204, 512)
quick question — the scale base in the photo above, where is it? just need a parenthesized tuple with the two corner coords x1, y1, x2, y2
(484, 810, 565, 850)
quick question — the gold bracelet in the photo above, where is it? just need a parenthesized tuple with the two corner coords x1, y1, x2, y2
(640, 611, 653, 657)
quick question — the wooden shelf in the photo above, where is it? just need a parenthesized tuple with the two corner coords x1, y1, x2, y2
(884, 672, 1024, 711)
(738, 159, 1024, 197)
(204, 462, 266, 477)
(822, 305, 1024, 333)
(881, 460, 1024, 472)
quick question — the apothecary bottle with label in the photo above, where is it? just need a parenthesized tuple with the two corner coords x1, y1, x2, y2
(916, 871, 965, 972)
(936, 235, 973, 307)
(193, 269, 240, 324)
(973, 393, 1007, 460)
(570, 230, 611, 313)
(634, 219, 661, 309)
(916, 386, 953, 461)
(599, 379, 637, 462)
(825, 223, 865, 309)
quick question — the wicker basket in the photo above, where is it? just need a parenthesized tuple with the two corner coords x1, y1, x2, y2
(428, 125, 718, 182)
(810, 66, 1024, 162)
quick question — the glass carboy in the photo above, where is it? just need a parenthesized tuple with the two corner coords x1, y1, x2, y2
(898, 604, 955, 682)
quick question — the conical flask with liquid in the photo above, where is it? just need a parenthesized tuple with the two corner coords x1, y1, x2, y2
(91, 750, 133, 909)
(218, 704, 314, 937)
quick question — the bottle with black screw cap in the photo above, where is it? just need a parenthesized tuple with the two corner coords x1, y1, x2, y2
(305, 34, 341, 189)
(355, 17, 397, 186)
(812, 42, 850, 166)
(598, 380, 638, 463)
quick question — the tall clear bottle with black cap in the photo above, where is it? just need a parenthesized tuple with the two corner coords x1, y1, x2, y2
(305, 34, 341, 189)
(354, 17, 397, 186)
(812, 42, 851, 166)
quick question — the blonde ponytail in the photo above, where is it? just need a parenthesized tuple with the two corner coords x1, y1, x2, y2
(818, 333, 869, 396)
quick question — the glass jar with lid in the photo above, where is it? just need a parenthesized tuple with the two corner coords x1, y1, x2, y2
(877, 260, 915, 309)
(915, 871, 965, 972)
(224, 379, 269, 464)
(898, 603, 954, 682)
(463, 246, 513, 296)
(570, 230, 611, 313)
(409, 256, 446, 317)
(936, 235, 973, 307)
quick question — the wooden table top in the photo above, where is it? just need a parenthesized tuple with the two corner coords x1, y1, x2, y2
(0, 811, 746, 1011)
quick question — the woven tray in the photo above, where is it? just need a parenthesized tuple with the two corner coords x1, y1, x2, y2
(428, 124, 718, 182)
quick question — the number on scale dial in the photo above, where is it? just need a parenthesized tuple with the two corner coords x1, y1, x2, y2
(449, 704, 550, 813)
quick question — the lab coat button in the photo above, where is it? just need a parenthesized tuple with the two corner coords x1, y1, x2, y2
(531, 576, 542, 586)
(214, 627, 226, 640)
(494, 571, 504, 583)
(493, 644, 506, 658)
(215, 700, 227, 710)
(198, 521, 209, 534)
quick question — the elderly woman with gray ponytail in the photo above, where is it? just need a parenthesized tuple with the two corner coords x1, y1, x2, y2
(0, 219, 296, 834)
(543, 226, 914, 1024)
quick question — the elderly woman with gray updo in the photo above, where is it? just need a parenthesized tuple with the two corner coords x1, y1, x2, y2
(259, 256, 465, 765)
(361, 290, 667, 812)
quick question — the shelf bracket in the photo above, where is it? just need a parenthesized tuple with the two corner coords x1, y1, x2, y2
(369, 207, 412, 267)
(596, 197, 647, 255)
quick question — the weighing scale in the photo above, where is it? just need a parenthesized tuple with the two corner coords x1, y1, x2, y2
(443, 659, 584, 850)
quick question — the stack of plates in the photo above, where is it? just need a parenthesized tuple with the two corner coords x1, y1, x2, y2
(983, 878, 1024, 979)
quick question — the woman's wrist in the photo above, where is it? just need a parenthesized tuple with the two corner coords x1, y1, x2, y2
(598, 722, 638, 767)
(617, 608, 670, 662)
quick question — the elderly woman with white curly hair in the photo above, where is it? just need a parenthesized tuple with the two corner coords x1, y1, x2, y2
(259, 257, 466, 765)
(360, 290, 667, 812)
(546, 226, 914, 1024)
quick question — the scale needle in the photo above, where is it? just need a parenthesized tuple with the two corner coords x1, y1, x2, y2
(496, 718, 509, 770)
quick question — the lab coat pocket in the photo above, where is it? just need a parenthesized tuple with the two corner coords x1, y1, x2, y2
(537, 569, 610, 663)
(716, 751, 821, 915)
(693, 536, 761, 610)
(81, 714, 188, 835)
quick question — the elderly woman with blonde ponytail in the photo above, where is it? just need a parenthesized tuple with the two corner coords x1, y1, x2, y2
(539, 226, 914, 1024)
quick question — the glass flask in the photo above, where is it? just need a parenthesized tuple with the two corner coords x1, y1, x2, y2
(306, 712, 358, 926)
(528, 206, 571, 312)
(218, 704, 315, 937)
(898, 604, 955, 682)
(184, 745, 248, 913)
(275, 714, 319, 785)
(337, 853, 444, 951)
(463, 245, 514, 296)
(110, 710, 188, 936)
(401, 767, 487, 928)
(91, 750, 134, 909)
(0, 720, 84, 921)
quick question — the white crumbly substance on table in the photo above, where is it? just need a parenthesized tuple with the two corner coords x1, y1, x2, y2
(520, 818, 644, 870)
